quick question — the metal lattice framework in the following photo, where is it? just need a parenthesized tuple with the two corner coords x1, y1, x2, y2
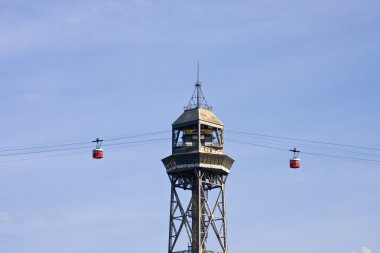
(185, 62, 212, 111)
(163, 68, 233, 253)
(168, 170, 228, 253)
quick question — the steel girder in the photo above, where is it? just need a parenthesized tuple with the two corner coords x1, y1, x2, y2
(168, 170, 228, 253)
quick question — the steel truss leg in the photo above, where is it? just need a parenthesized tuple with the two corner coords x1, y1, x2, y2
(168, 171, 228, 253)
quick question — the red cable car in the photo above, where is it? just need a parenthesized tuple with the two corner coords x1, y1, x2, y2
(92, 138, 104, 159)
(289, 148, 300, 169)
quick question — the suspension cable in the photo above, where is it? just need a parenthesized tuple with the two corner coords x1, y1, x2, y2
(227, 138, 380, 164)
(226, 130, 380, 151)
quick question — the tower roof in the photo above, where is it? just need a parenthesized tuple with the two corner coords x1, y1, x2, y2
(173, 107, 224, 127)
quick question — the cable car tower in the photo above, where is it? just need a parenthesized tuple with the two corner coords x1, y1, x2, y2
(162, 67, 234, 253)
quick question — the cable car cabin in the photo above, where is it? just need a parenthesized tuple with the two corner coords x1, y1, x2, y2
(93, 148, 104, 159)
(290, 158, 300, 169)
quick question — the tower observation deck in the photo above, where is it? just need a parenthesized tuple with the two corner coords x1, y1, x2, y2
(162, 71, 234, 253)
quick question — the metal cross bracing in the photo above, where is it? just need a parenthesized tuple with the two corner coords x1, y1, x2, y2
(168, 170, 228, 253)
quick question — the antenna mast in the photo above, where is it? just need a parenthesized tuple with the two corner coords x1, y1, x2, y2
(185, 61, 212, 111)
(196, 61, 201, 108)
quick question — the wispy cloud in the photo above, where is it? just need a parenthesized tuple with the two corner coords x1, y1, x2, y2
(0, 211, 64, 224)
(0, 232, 17, 242)
(2, 0, 378, 58)
(0, 1, 166, 56)
(0, 212, 11, 222)
(361, 247, 372, 253)
(353, 246, 373, 253)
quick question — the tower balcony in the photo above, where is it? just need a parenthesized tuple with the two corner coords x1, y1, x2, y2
(162, 153, 234, 175)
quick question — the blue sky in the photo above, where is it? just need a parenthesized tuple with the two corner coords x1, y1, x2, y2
(0, 0, 379, 252)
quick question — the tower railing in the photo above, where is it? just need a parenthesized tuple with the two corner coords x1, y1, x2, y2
(173, 251, 221, 253)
